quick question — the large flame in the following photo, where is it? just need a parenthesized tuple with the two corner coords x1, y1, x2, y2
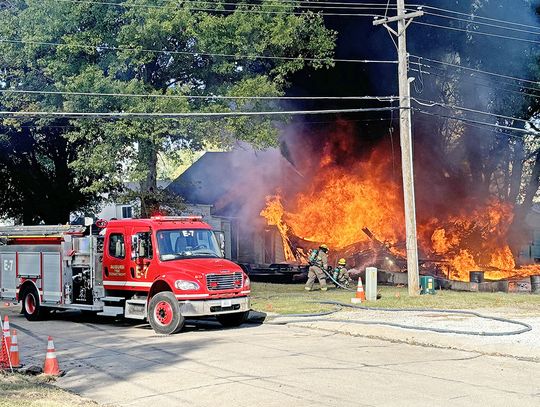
(285, 148, 404, 249)
(259, 195, 296, 262)
(421, 199, 518, 280)
(259, 127, 540, 282)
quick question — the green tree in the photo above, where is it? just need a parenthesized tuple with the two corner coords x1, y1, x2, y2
(0, 0, 336, 221)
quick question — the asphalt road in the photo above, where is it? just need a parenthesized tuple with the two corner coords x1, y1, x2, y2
(3, 306, 540, 407)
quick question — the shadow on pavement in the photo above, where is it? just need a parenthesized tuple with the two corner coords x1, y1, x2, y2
(42, 308, 267, 334)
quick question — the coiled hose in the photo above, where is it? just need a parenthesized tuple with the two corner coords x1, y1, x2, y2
(275, 266, 532, 336)
(264, 300, 532, 336)
(259, 264, 530, 335)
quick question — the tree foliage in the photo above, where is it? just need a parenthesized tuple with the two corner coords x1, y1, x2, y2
(0, 0, 336, 221)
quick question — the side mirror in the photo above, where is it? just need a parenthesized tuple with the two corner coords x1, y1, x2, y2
(215, 232, 225, 257)
(131, 235, 139, 260)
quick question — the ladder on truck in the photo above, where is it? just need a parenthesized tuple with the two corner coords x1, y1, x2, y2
(0, 225, 86, 238)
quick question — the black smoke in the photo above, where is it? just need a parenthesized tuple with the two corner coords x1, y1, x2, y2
(284, 0, 540, 208)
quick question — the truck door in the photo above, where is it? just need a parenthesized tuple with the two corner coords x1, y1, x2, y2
(103, 227, 130, 288)
(0, 251, 17, 300)
(129, 227, 154, 289)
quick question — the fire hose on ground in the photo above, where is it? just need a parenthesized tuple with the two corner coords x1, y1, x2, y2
(256, 265, 533, 337)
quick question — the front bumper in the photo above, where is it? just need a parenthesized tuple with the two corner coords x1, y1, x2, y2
(178, 296, 250, 317)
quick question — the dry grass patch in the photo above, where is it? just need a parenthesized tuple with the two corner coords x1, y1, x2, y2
(0, 373, 100, 407)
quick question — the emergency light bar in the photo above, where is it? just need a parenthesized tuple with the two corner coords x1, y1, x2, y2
(150, 216, 203, 222)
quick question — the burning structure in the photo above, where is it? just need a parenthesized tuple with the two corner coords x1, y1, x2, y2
(257, 120, 540, 283)
(167, 118, 540, 283)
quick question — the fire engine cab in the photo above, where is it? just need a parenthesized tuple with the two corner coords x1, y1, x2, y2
(0, 217, 251, 334)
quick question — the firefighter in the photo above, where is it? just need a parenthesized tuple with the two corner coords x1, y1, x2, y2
(305, 244, 329, 291)
(333, 258, 351, 288)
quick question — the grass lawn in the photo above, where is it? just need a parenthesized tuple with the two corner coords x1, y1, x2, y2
(0, 374, 98, 407)
(250, 282, 540, 315)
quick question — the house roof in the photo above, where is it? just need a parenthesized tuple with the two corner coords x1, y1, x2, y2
(167, 148, 303, 216)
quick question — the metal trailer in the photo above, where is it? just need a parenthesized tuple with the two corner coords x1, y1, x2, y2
(0, 225, 105, 317)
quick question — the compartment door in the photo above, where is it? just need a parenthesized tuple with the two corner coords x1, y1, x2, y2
(42, 253, 62, 303)
(0, 252, 17, 300)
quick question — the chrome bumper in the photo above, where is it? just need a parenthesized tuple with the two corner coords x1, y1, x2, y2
(178, 296, 250, 317)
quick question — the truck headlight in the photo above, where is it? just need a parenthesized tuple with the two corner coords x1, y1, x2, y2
(175, 280, 200, 290)
(244, 276, 250, 287)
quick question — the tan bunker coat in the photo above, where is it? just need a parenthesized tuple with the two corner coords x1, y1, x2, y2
(305, 250, 328, 290)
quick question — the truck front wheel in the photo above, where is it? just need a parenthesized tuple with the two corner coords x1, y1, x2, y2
(216, 311, 249, 328)
(148, 292, 185, 335)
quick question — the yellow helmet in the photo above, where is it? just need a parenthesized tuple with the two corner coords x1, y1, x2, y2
(338, 258, 346, 266)
(319, 244, 329, 252)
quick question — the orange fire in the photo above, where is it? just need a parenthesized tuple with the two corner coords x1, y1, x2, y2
(421, 199, 519, 280)
(259, 195, 296, 262)
(260, 128, 540, 281)
(284, 148, 404, 249)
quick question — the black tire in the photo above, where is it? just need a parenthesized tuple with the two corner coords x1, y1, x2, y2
(148, 292, 185, 335)
(216, 311, 249, 328)
(21, 287, 47, 321)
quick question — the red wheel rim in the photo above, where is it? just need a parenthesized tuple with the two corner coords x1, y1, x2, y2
(25, 293, 36, 314)
(155, 301, 173, 326)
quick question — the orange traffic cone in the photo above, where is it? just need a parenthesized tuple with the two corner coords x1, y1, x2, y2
(0, 317, 11, 369)
(10, 329, 20, 368)
(2, 316, 11, 350)
(0, 339, 9, 369)
(351, 277, 366, 304)
(43, 336, 60, 375)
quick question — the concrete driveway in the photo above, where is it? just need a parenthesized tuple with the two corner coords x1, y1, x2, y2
(3, 306, 540, 407)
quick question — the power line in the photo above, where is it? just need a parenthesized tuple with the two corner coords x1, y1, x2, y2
(412, 98, 531, 125)
(53, 0, 399, 12)
(48, 0, 383, 17)
(412, 111, 523, 141)
(409, 55, 540, 87)
(412, 108, 537, 137)
(0, 88, 398, 102)
(17, 116, 397, 128)
(0, 106, 402, 119)
(408, 67, 540, 101)
(0, 38, 397, 65)
(54, 0, 540, 39)
(410, 66, 540, 97)
(295, 116, 395, 125)
(408, 59, 540, 97)
(415, 4, 540, 32)
(15, 0, 540, 37)
(412, 20, 540, 45)
(422, 10, 540, 37)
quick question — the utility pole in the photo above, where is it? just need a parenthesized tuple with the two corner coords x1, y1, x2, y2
(374, 2, 423, 297)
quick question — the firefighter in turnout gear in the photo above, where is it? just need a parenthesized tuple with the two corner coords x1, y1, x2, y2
(333, 258, 352, 288)
(305, 244, 329, 291)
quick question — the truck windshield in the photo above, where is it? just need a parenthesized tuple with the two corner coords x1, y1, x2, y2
(156, 229, 222, 261)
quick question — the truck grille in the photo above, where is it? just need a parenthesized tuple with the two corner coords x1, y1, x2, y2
(206, 272, 243, 291)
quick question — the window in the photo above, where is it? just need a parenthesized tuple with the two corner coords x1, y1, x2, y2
(156, 229, 222, 261)
(108, 233, 125, 259)
(121, 206, 133, 219)
(137, 232, 153, 260)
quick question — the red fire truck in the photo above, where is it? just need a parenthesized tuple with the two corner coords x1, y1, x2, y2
(0, 217, 251, 334)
